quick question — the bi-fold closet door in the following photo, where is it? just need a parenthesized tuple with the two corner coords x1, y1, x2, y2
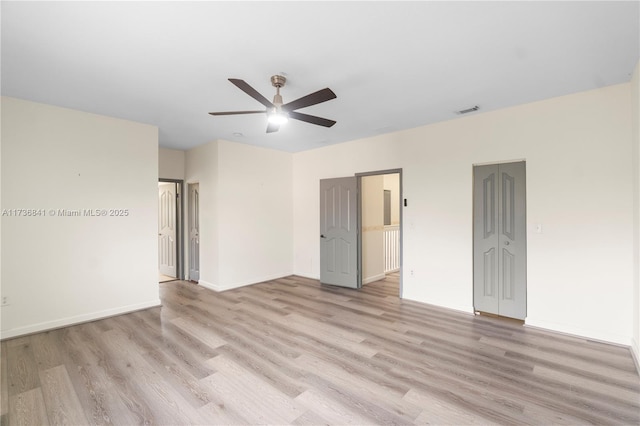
(473, 161, 527, 320)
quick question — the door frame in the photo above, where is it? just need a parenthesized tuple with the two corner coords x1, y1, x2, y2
(355, 168, 403, 297)
(159, 178, 184, 280)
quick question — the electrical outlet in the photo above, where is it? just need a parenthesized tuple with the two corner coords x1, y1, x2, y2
(410, 270, 414, 276)
(1, 296, 9, 306)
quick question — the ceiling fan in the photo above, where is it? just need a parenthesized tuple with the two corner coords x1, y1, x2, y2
(209, 75, 337, 133)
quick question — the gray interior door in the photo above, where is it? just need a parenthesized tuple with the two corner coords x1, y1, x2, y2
(189, 183, 200, 282)
(320, 177, 359, 288)
(159, 182, 177, 277)
(473, 161, 526, 319)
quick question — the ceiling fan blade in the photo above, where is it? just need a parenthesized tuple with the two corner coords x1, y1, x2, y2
(283, 88, 336, 111)
(266, 122, 279, 133)
(288, 111, 336, 127)
(229, 78, 274, 108)
(209, 110, 264, 116)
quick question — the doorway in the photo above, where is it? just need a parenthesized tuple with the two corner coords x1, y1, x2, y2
(361, 173, 401, 288)
(188, 183, 200, 282)
(158, 179, 183, 283)
(473, 161, 526, 319)
(319, 169, 403, 296)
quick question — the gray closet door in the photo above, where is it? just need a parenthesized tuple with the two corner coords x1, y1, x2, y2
(473, 162, 526, 319)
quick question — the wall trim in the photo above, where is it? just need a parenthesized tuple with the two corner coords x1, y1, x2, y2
(0, 299, 162, 341)
(525, 317, 630, 347)
(631, 338, 640, 375)
(198, 280, 221, 292)
(363, 273, 386, 284)
(198, 272, 293, 292)
(291, 272, 319, 280)
(402, 295, 475, 316)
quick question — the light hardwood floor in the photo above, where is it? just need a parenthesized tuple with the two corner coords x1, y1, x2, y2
(2, 274, 639, 425)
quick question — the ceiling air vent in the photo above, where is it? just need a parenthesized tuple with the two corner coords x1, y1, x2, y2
(456, 105, 479, 115)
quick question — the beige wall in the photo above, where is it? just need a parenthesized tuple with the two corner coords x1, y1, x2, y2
(185, 139, 293, 291)
(632, 60, 639, 361)
(216, 140, 293, 289)
(294, 83, 634, 346)
(383, 173, 400, 225)
(362, 175, 385, 284)
(159, 147, 185, 180)
(0, 97, 160, 338)
(0, 98, 3, 331)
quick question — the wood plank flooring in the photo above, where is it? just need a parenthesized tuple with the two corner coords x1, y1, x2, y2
(1, 274, 639, 425)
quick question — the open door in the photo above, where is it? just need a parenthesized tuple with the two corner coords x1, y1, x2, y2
(319, 177, 359, 288)
(189, 183, 200, 281)
(158, 182, 177, 277)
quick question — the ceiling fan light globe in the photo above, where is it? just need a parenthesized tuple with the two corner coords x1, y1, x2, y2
(268, 112, 289, 125)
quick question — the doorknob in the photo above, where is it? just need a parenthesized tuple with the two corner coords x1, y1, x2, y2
(504, 241, 510, 245)
(320, 234, 326, 238)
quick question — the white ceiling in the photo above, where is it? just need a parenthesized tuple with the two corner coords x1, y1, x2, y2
(2, 1, 639, 153)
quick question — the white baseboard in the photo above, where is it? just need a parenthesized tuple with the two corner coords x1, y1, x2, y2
(0, 299, 162, 340)
(631, 337, 640, 375)
(198, 272, 293, 292)
(402, 294, 475, 315)
(525, 317, 631, 347)
(433, 303, 475, 316)
(197, 280, 220, 292)
(291, 272, 319, 280)
(363, 273, 386, 284)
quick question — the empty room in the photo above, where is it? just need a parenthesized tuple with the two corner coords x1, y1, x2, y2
(1, 1, 640, 424)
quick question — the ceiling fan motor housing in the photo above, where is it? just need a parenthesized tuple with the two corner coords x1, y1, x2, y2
(270, 75, 286, 88)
